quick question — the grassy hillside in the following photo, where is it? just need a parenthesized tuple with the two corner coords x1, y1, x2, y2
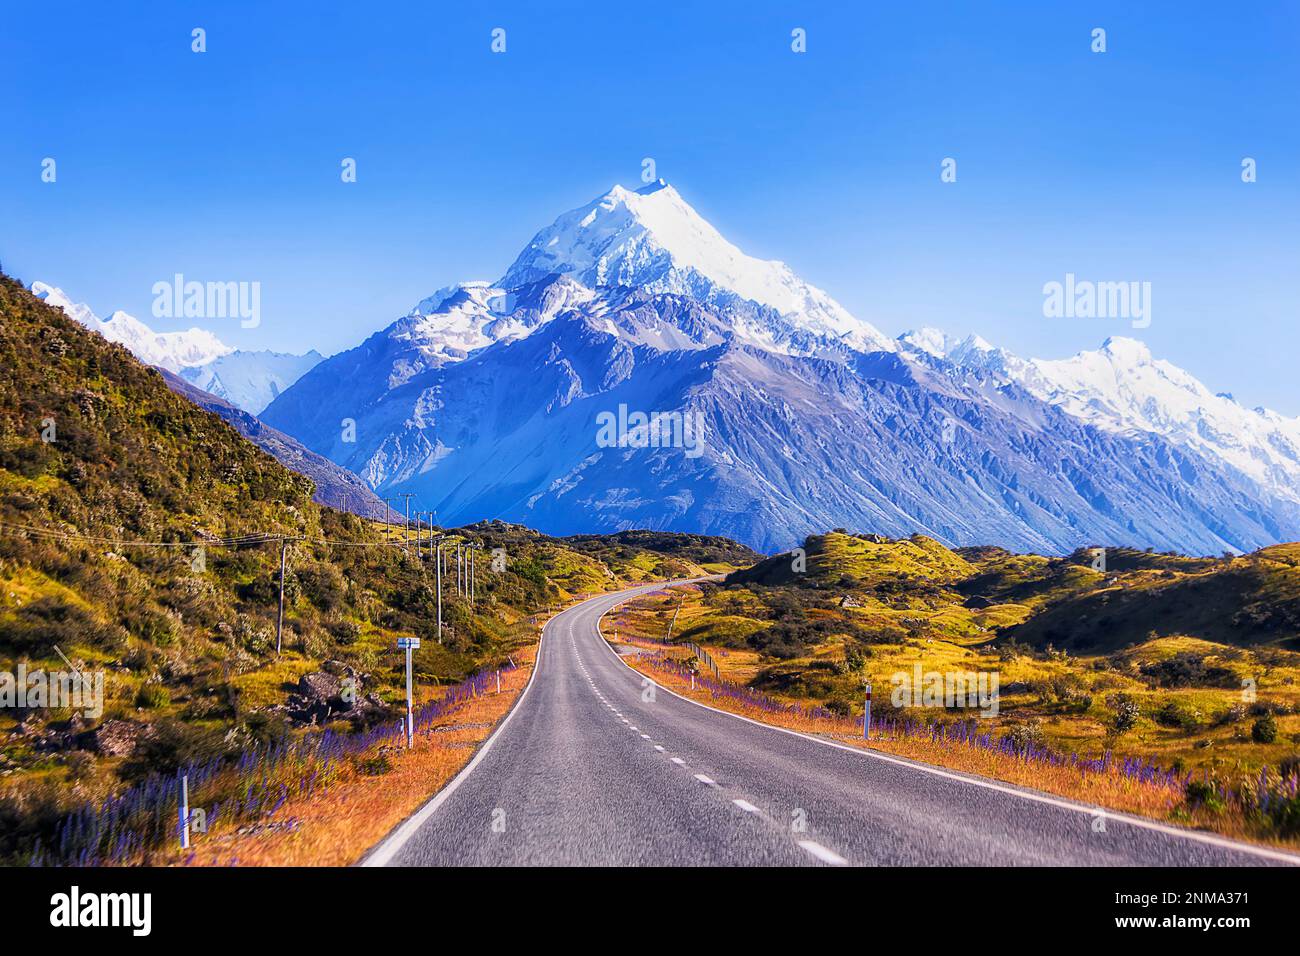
(0, 275, 746, 861)
(1005, 544, 1300, 653)
(609, 532, 1300, 791)
(732, 531, 971, 588)
(559, 529, 761, 576)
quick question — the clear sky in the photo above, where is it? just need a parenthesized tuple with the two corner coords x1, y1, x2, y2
(3, 1, 1297, 411)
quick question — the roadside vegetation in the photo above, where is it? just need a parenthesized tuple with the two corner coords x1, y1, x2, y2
(609, 531, 1300, 847)
(0, 275, 743, 864)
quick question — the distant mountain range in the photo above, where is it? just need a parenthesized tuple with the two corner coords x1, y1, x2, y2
(897, 329, 1300, 507)
(31, 282, 321, 415)
(253, 181, 1300, 554)
(33, 183, 1300, 554)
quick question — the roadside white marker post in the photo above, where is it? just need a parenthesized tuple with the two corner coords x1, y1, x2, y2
(496, 670, 501, 694)
(863, 683, 872, 740)
(406, 646, 413, 747)
(398, 637, 421, 748)
(179, 773, 191, 849)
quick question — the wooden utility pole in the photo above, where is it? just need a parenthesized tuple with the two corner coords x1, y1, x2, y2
(435, 539, 443, 642)
(398, 493, 415, 555)
(275, 537, 290, 655)
(666, 594, 684, 643)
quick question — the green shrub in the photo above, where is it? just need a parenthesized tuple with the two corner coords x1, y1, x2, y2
(325, 615, 362, 645)
(357, 753, 392, 776)
(234, 618, 274, 655)
(1252, 712, 1278, 744)
(1140, 652, 1236, 689)
(298, 562, 347, 612)
(1107, 692, 1140, 734)
(120, 719, 228, 780)
(1184, 779, 1225, 814)
(1001, 720, 1045, 752)
(1155, 700, 1203, 732)
(135, 682, 170, 709)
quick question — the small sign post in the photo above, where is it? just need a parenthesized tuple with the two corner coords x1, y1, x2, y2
(179, 773, 191, 849)
(863, 683, 872, 740)
(397, 637, 421, 748)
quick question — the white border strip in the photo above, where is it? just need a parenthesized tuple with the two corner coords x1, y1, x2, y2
(594, 595, 1300, 866)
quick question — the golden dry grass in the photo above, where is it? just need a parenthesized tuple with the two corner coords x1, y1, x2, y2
(614, 637, 1299, 851)
(614, 582, 1300, 777)
(151, 642, 538, 867)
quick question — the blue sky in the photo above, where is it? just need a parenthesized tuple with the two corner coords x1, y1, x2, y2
(3, 1, 1298, 411)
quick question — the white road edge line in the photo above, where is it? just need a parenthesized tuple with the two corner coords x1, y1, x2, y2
(594, 589, 1300, 867)
(799, 839, 847, 865)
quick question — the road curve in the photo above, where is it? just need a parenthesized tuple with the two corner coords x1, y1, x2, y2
(365, 581, 1298, 867)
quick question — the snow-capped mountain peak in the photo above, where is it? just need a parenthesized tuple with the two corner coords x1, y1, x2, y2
(31, 281, 321, 413)
(33, 282, 233, 371)
(1098, 335, 1153, 366)
(391, 275, 599, 375)
(898, 328, 1014, 376)
(32, 281, 100, 328)
(181, 349, 324, 414)
(903, 325, 1300, 503)
(897, 327, 952, 357)
(499, 182, 894, 353)
(254, 184, 1300, 557)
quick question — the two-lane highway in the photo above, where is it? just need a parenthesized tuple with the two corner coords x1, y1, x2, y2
(365, 582, 1297, 867)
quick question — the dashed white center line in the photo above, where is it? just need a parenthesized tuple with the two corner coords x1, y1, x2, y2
(640, 734, 650, 739)
(653, 745, 665, 752)
(694, 774, 718, 788)
(732, 799, 760, 813)
(670, 757, 686, 766)
(798, 840, 848, 866)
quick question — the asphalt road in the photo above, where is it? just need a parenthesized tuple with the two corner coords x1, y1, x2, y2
(366, 581, 1298, 867)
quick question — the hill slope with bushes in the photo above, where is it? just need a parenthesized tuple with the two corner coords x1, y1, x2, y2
(0, 274, 741, 860)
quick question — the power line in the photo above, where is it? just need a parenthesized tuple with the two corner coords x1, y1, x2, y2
(0, 520, 281, 549)
(0, 518, 450, 552)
